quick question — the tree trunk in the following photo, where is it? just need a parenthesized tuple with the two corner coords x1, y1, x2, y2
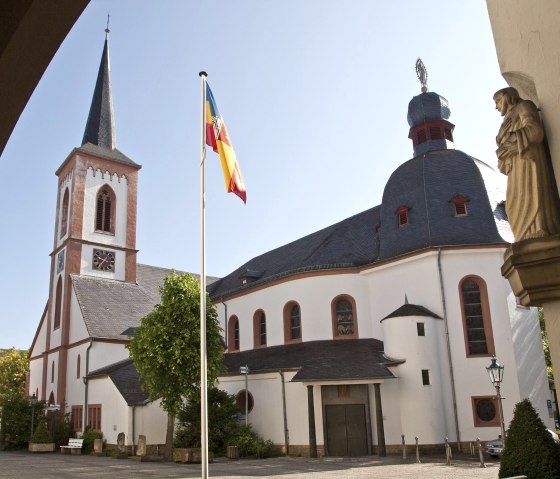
(164, 413, 175, 461)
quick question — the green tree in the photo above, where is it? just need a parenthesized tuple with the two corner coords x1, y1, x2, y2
(127, 272, 224, 459)
(175, 387, 242, 454)
(499, 399, 560, 479)
(539, 308, 553, 381)
(0, 348, 30, 449)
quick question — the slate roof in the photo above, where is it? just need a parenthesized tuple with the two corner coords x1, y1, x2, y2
(222, 339, 402, 382)
(75, 142, 140, 169)
(381, 303, 442, 322)
(82, 33, 116, 150)
(88, 358, 149, 406)
(72, 264, 219, 340)
(208, 207, 380, 299)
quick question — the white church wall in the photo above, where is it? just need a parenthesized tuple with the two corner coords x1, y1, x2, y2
(382, 315, 449, 444)
(28, 357, 44, 398)
(88, 377, 129, 444)
(68, 288, 89, 344)
(87, 341, 129, 372)
(45, 350, 59, 403)
(505, 286, 556, 429)
(65, 344, 87, 411)
(132, 399, 167, 446)
(373, 379, 403, 446)
(220, 273, 371, 349)
(82, 166, 128, 246)
(30, 313, 48, 359)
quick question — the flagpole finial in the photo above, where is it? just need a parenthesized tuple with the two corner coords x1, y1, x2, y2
(199, 71, 208, 78)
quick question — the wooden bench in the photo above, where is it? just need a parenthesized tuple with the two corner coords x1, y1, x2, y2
(60, 438, 84, 454)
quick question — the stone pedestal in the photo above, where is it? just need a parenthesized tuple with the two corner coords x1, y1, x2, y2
(501, 234, 560, 306)
(173, 448, 214, 463)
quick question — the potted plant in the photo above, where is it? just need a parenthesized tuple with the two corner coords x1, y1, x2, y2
(29, 419, 55, 452)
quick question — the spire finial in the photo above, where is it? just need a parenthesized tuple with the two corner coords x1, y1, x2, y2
(405, 293, 409, 305)
(105, 13, 110, 34)
(415, 58, 428, 93)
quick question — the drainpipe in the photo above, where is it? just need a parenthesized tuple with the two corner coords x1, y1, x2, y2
(279, 370, 289, 454)
(221, 298, 228, 349)
(83, 339, 94, 431)
(437, 249, 461, 451)
(131, 406, 136, 455)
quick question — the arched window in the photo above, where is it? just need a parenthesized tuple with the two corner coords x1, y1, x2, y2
(51, 361, 55, 383)
(331, 295, 358, 339)
(48, 392, 55, 405)
(283, 302, 302, 344)
(459, 276, 495, 357)
(60, 188, 69, 238)
(53, 277, 63, 330)
(228, 316, 240, 352)
(95, 186, 115, 233)
(253, 310, 266, 348)
(77, 354, 81, 379)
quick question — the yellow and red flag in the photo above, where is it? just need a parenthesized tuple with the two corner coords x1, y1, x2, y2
(205, 84, 246, 203)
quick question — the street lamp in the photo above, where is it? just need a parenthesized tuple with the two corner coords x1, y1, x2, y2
(239, 365, 250, 425)
(29, 393, 37, 441)
(486, 356, 506, 440)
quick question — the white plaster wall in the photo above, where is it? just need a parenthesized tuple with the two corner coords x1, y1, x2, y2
(87, 342, 129, 372)
(372, 379, 403, 445)
(82, 166, 128, 245)
(28, 357, 44, 398)
(68, 287, 90, 343)
(88, 377, 129, 444)
(80, 243, 126, 281)
(219, 274, 370, 350)
(45, 350, 59, 403)
(506, 288, 556, 429)
(132, 399, 167, 446)
(30, 312, 48, 358)
(65, 344, 88, 412)
(382, 315, 449, 444)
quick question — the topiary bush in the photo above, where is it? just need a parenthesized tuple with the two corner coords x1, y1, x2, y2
(31, 419, 52, 444)
(499, 398, 560, 479)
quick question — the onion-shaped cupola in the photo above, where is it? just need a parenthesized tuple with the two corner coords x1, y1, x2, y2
(407, 59, 455, 157)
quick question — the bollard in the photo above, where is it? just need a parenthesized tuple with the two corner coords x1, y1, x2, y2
(401, 434, 406, 460)
(415, 436, 421, 464)
(476, 437, 486, 468)
(445, 437, 451, 465)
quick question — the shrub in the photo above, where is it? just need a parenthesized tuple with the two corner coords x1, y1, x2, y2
(230, 425, 277, 458)
(47, 410, 73, 448)
(499, 399, 560, 479)
(81, 428, 103, 454)
(31, 420, 52, 444)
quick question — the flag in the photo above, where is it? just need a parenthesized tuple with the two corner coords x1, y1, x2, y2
(205, 83, 246, 203)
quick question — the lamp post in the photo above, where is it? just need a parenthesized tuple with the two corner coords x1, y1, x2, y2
(239, 365, 250, 425)
(29, 393, 37, 441)
(486, 356, 506, 440)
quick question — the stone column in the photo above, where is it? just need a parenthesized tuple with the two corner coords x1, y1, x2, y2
(307, 385, 317, 458)
(374, 383, 386, 457)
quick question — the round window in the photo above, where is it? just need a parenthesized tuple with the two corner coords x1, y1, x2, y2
(236, 389, 254, 413)
(476, 398, 496, 422)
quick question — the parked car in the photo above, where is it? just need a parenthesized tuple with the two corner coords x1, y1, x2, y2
(485, 429, 560, 457)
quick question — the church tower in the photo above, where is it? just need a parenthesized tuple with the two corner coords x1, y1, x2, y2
(43, 28, 141, 407)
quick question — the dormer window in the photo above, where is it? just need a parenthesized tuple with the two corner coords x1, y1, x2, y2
(239, 269, 262, 286)
(450, 195, 469, 216)
(396, 206, 411, 227)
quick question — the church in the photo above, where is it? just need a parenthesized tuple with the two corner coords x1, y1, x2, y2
(28, 32, 554, 455)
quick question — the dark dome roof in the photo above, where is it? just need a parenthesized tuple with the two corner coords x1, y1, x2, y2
(407, 91, 451, 127)
(377, 149, 507, 261)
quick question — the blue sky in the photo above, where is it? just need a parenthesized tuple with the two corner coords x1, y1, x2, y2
(0, 1, 506, 349)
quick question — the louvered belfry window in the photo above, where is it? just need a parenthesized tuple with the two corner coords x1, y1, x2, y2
(462, 280, 488, 355)
(96, 188, 112, 232)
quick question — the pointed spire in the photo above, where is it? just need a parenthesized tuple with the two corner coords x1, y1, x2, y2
(82, 25, 116, 150)
(405, 293, 409, 304)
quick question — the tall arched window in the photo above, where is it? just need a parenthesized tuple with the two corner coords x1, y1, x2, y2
(459, 276, 495, 357)
(53, 277, 63, 330)
(253, 310, 267, 348)
(60, 188, 69, 238)
(331, 295, 359, 339)
(228, 316, 240, 352)
(48, 392, 55, 405)
(283, 302, 302, 344)
(95, 186, 115, 233)
(76, 354, 81, 379)
(51, 361, 55, 383)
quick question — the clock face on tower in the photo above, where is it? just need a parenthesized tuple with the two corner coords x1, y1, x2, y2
(92, 249, 115, 272)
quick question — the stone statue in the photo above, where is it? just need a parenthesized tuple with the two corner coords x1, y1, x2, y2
(494, 87, 560, 241)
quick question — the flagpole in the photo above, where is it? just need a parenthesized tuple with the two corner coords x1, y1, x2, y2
(199, 70, 209, 479)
